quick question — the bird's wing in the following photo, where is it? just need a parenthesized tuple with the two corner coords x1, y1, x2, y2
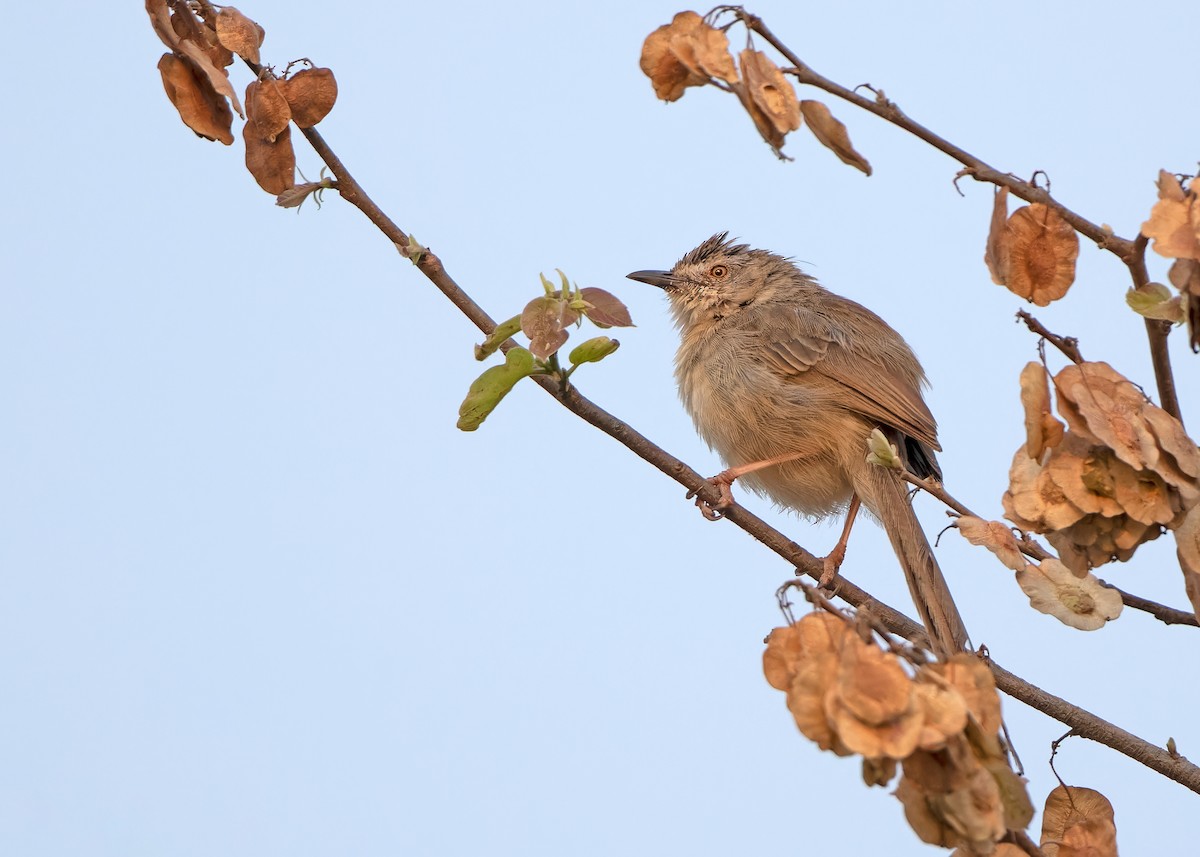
(759, 314, 940, 451)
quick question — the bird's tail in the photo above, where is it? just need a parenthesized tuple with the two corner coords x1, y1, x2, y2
(864, 466, 971, 658)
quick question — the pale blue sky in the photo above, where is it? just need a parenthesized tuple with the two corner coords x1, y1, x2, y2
(3, 2, 1198, 855)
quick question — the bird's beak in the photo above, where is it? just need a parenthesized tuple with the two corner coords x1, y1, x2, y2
(626, 269, 675, 289)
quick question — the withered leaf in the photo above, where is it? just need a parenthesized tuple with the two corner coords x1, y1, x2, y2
(579, 287, 634, 328)
(1004, 204, 1079, 305)
(1142, 170, 1200, 261)
(158, 53, 234, 145)
(739, 50, 801, 136)
(984, 186, 1011, 285)
(1040, 785, 1118, 857)
(639, 12, 711, 102)
(521, 296, 579, 360)
(281, 68, 339, 128)
(799, 100, 872, 176)
(1126, 281, 1184, 322)
(936, 654, 1002, 738)
(245, 124, 296, 194)
(215, 6, 264, 64)
(246, 79, 291, 143)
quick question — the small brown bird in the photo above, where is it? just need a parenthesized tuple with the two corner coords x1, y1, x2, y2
(628, 233, 969, 657)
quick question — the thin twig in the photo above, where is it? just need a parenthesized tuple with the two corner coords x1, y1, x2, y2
(1015, 310, 1084, 364)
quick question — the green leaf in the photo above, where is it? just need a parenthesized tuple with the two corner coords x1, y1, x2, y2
(400, 234, 426, 265)
(474, 314, 523, 361)
(568, 336, 620, 365)
(1126, 283, 1184, 322)
(456, 347, 536, 431)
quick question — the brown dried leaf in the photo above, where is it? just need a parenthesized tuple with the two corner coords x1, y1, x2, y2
(639, 12, 710, 102)
(1016, 558, 1123, 630)
(281, 67, 339, 128)
(1176, 505, 1200, 622)
(521, 296, 579, 360)
(215, 6, 263, 64)
(245, 124, 296, 194)
(1142, 170, 1200, 260)
(1019, 361, 1062, 460)
(984, 186, 1011, 285)
(740, 50, 801, 135)
(1040, 785, 1118, 857)
(825, 638, 922, 759)
(158, 53, 234, 145)
(579, 287, 634, 328)
(799, 100, 872, 176)
(955, 516, 1028, 572)
(246, 79, 291, 143)
(1004, 204, 1080, 305)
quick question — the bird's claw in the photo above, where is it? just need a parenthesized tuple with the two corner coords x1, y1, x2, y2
(687, 471, 737, 521)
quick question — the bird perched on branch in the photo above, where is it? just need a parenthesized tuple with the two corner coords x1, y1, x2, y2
(628, 232, 969, 657)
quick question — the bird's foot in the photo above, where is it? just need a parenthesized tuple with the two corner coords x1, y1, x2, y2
(818, 541, 849, 589)
(686, 470, 737, 521)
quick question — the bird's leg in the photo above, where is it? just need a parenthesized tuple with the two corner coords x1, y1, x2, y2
(687, 450, 814, 520)
(819, 494, 861, 587)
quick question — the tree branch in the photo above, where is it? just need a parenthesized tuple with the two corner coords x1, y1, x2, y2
(285, 123, 1200, 794)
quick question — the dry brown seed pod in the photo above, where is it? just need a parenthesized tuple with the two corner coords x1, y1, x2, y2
(158, 53, 234, 145)
(1142, 169, 1200, 261)
(215, 6, 264, 65)
(984, 186, 1012, 284)
(281, 68, 338, 128)
(245, 124, 296, 194)
(1018, 361, 1063, 460)
(246, 79, 291, 143)
(638, 12, 711, 102)
(739, 50, 801, 136)
(1003, 204, 1080, 305)
(1016, 558, 1123, 630)
(955, 516, 1027, 572)
(799, 100, 872, 176)
(1040, 785, 1118, 857)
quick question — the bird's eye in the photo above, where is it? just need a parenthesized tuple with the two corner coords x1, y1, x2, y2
(710, 264, 728, 278)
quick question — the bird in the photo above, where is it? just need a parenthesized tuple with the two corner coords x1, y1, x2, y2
(628, 232, 970, 657)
